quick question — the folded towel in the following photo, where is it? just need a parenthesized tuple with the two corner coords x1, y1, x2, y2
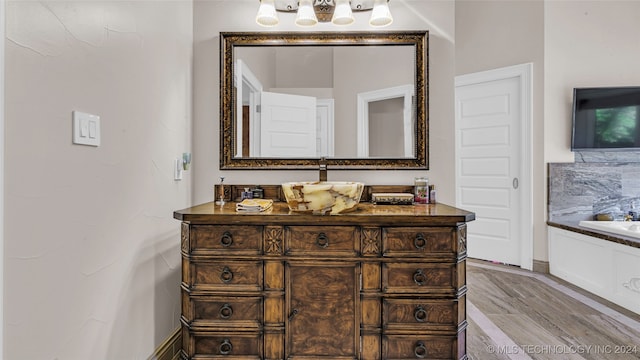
(236, 199, 273, 212)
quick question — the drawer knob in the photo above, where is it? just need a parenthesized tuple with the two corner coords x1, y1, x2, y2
(413, 269, 427, 286)
(219, 303, 234, 319)
(316, 233, 329, 248)
(220, 231, 234, 247)
(414, 305, 427, 322)
(288, 308, 299, 321)
(414, 233, 427, 250)
(220, 266, 234, 283)
(219, 338, 233, 355)
(414, 341, 427, 358)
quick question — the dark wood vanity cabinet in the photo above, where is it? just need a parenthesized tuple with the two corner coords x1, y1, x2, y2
(175, 202, 474, 360)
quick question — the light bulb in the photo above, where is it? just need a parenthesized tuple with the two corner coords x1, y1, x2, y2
(332, 0, 355, 26)
(296, 0, 318, 27)
(370, 0, 393, 27)
(256, 0, 279, 27)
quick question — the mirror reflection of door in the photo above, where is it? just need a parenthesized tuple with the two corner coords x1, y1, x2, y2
(237, 59, 336, 158)
(368, 97, 406, 157)
(316, 99, 335, 157)
(260, 92, 317, 157)
(236, 59, 263, 158)
(357, 84, 415, 158)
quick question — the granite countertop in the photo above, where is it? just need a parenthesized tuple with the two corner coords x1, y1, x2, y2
(547, 220, 640, 249)
(175, 201, 475, 226)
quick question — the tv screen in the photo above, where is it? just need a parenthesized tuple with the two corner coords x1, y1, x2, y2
(572, 87, 640, 150)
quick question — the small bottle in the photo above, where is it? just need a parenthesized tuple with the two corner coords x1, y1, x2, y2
(215, 177, 226, 205)
(414, 177, 429, 204)
(252, 186, 264, 199)
(242, 187, 253, 200)
(429, 185, 436, 204)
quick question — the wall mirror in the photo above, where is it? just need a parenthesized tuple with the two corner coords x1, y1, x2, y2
(220, 31, 428, 169)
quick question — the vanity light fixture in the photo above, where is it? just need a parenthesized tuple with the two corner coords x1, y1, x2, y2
(256, 0, 392, 27)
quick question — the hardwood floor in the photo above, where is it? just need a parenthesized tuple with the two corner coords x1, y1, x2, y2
(467, 260, 640, 360)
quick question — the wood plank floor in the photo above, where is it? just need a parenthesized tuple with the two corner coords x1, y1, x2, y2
(467, 260, 640, 360)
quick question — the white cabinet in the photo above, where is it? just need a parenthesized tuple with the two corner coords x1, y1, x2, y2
(549, 227, 640, 314)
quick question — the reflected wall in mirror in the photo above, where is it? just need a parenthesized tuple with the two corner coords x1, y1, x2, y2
(221, 31, 428, 169)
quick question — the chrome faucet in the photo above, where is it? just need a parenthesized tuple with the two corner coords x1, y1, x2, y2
(319, 157, 327, 182)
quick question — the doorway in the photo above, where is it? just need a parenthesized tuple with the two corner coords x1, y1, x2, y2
(455, 63, 533, 270)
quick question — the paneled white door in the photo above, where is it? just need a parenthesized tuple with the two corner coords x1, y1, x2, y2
(260, 91, 317, 157)
(455, 64, 532, 268)
(316, 99, 335, 158)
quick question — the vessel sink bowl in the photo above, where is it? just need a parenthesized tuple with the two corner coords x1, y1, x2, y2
(282, 181, 365, 215)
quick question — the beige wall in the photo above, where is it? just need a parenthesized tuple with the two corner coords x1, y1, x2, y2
(544, 1, 640, 164)
(4, 1, 192, 358)
(193, 0, 456, 204)
(455, 0, 546, 261)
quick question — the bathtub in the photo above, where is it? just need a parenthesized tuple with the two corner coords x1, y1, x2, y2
(579, 220, 640, 239)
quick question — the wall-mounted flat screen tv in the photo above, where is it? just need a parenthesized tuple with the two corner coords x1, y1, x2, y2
(572, 87, 640, 151)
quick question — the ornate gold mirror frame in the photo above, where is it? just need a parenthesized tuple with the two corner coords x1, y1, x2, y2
(220, 31, 428, 170)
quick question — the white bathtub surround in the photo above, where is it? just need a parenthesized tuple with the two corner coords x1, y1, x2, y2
(579, 221, 640, 240)
(549, 227, 640, 315)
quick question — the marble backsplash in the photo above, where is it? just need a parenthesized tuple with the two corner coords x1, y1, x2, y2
(548, 162, 640, 223)
(574, 150, 640, 163)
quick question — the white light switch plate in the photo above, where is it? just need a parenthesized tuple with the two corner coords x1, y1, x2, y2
(73, 111, 100, 146)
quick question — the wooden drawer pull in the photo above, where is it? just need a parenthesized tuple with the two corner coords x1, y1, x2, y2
(220, 266, 234, 283)
(414, 341, 427, 358)
(220, 231, 234, 247)
(219, 338, 233, 355)
(316, 233, 329, 248)
(414, 305, 427, 322)
(219, 303, 233, 319)
(413, 269, 427, 286)
(414, 233, 427, 249)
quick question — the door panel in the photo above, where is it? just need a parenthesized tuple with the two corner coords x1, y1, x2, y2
(316, 99, 335, 157)
(456, 75, 521, 265)
(260, 91, 317, 157)
(286, 261, 359, 359)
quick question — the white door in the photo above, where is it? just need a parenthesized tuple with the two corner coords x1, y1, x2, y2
(455, 64, 533, 268)
(236, 59, 263, 158)
(316, 99, 335, 157)
(260, 92, 317, 157)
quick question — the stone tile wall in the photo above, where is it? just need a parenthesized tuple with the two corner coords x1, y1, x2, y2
(549, 154, 640, 222)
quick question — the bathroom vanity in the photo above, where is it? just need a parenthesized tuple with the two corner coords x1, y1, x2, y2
(175, 201, 474, 360)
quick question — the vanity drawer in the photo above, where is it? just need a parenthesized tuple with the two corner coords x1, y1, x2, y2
(382, 334, 461, 360)
(186, 260, 263, 292)
(382, 263, 457, 295)
(183, 329, 263, 359)
(383, 297, 465, 331)
(383, 227, 456, 258)
(182, 293, 263, 329)
(188, 225, 262, 255)
(285, 226, 360, 256)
